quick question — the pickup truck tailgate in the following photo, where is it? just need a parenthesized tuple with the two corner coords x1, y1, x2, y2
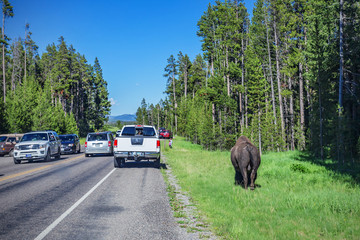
(114, 137, 159, 152)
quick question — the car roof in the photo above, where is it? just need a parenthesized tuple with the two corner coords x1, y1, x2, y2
(59, 134, 77, 136)
(87, 132, 111, 135)
(0, 133, 23, 137)
(123, 125, 154, 128)
(26, 130, 56, 133)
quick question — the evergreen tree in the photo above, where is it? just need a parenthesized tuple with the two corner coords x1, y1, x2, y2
(1, 0, 13, 103)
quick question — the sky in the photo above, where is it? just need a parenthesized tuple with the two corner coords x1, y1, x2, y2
(7, 0, 255, 116)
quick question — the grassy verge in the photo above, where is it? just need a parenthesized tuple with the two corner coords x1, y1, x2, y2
(162, 136, 360, 240)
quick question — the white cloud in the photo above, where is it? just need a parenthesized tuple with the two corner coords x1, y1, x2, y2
(110, 98, 117, 106)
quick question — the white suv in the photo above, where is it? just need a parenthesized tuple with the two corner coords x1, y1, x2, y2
(13, 130, 61, 164)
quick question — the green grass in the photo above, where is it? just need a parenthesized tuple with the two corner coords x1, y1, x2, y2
(163, 137, 360, 240)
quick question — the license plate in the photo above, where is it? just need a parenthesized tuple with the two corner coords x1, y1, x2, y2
(26, 154, 32, 158)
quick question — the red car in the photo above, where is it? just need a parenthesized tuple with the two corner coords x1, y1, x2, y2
(160, 130, 172, 139)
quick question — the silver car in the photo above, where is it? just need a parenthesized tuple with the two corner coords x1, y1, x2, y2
(85, 132, 114, 157)
(13, 130, 61, 164)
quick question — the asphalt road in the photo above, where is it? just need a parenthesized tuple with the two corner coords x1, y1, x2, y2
(0, 152, 190, 240)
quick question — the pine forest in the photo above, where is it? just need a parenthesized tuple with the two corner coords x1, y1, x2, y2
(136, 0, 360, 162)
(0, 1, 111, 137)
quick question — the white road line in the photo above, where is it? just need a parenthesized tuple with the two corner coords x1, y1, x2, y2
(34, 168, 116, 240)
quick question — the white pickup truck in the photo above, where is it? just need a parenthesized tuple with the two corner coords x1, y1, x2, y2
(113, 125, 160, 168)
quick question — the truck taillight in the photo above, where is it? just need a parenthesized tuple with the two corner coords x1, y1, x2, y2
(108, 141, 112, 147)
(85, 142, 87, 148)
(114, 139, 118, 147)
(157, 140, 160, 148)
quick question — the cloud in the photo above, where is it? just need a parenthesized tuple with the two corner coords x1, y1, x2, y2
(110, 98, 117, 106)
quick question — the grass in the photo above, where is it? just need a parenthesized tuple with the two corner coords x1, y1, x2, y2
(162, 136, 360, 240)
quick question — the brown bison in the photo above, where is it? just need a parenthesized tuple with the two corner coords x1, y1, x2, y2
(231, 136, 261, 190)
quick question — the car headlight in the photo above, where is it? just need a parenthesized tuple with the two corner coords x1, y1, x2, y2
(15, 145, 20, 150)
(68, 143, 74, 147)
(0, 144, 3, 148)
(32, 144, 45, 149)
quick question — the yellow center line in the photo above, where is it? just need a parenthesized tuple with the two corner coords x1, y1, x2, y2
(0, 154, 84, 182)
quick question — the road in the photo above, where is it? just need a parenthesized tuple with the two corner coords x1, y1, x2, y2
(0, 153, 190, 240)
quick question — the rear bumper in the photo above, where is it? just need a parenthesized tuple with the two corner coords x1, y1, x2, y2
(85, 147, 112, 154)
(114, 151, 160, 160)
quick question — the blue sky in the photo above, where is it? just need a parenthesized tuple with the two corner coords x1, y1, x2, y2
(7, 0, 255, 116)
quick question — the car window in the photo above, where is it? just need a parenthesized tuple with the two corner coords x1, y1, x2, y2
(49, 133, 56, 142)
(21, 133, 48, 142)
(88, 134, 108, 141)
(7, 137, 16, 142)
(143, 127, 155, 136)
(121, 127, 135, 136)
(0, 136, 7, 142)
(60, 135, 75, 141)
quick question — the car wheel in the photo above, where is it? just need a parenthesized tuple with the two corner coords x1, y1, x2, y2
(114, 157, 120, 168)
(77, 145, 81, 153)
(8, 149, 14, 157)
(55, 148, 61, 159)
(120, 158, 125, 168)
(44, 150, 51, 162)
(13, 158, 21, 164)
(85, 154, 90, 157)
(114, 158, 125, 168)
(154, 157, 160, 169)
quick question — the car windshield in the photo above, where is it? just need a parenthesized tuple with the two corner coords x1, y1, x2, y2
(87, 133, 107, 141)
(59, 135, 75, 141)
(21, 133, 48, 142)
(0, 136, 7, 142)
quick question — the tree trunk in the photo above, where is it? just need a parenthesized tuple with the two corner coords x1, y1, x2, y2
(24, 27, 27, 82)
(184, 67, 187, 98)
(273, 14, 285, 143)
(226, 46, 230, 96)
(172, 71, 177, 133)
(241, 36, 245, 129)
(288, 76, 295, 150)
(338, 0, 344, 163)
(299, 60, 305, 150)
(258, 103, 262, 156)
(2, 13, 6, 103)
(265, 6, 277, 125)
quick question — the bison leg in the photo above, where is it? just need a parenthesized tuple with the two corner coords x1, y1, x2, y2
(249, 169, 256, 190)
(234, 170, 242, 185)
(240, 167, 248, 190)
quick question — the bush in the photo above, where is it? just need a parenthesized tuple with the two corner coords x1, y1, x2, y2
(290, 163, 310, 173)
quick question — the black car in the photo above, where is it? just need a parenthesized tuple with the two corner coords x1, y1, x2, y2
(59, 134, 81, 154)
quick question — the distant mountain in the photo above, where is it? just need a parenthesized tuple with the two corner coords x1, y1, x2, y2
(108, 114, 136, 123)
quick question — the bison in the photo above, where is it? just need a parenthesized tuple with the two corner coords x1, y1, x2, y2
(231, 136, 261, 190)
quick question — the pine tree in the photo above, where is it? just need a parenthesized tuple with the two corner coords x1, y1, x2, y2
(164, 55, 178, 132)
(1, 0, 13, 103)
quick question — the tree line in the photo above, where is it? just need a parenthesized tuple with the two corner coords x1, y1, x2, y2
(0, 0, 111, 137)
(136, 0, 360, 162)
